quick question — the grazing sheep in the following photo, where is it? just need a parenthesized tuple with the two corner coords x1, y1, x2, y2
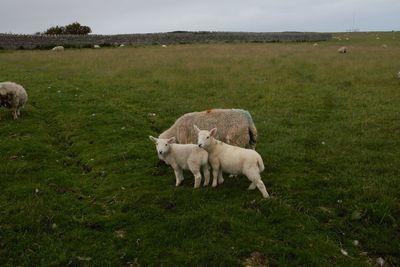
(159, 109, 258, 149)
(149, 136, 210, 188)
(119, 44, 125, 47)
(0, 82, 28, 120)
(162, 45, 167, 48)
(338, 46, 348, 53)
(195, 126, 269, 198)
(52, 46, 64, 51)
(94, 45, 101, 48)
(313, 43, 319, 47)
(382, 44, 388, 48)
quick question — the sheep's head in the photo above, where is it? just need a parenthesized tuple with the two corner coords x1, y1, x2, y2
(194, 125, 217, 149)
(149, 136, 176, 157)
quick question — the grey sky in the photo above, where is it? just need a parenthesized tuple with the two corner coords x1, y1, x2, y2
(1, 0, 399, 34)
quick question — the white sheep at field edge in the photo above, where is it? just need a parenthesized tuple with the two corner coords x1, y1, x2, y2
(52, 46, 64, 51)
(338, 46, 348, 53)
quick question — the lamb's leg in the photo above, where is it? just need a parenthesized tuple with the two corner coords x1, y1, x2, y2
(212, 168, 219, 188)
(248, 182, 257, 190)
(202, 165, 210, 186)
(218, 168, 224, 184)
(191, 170, 202, 189)
(246, 171, 270, 198)
(173, 168, 184, 187)
(255, 179, 270, 198)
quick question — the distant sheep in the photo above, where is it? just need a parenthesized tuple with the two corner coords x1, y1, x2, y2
(338, 46, 348, 53)
(119, 44, 125, 47)
(382, 44, 387, 48)
(149, 136, 210, 188)
(94, 45, 101, 49)
(52, 46, 64, 51)
(0, 82, 28, 120)
(313, 43, 319, 47)
(162, 45, 167, 48)
(159, 109, 258, 149)
(195, 126, 269, 198)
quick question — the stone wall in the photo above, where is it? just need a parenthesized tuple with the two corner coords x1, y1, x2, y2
(0, 32, 332, 50)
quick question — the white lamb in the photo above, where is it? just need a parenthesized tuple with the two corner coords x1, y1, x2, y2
(195, 125, 270, 198)
(0, 81, 28, 120)
(149, 136, 210, 188)
(52, 46, 64, 51)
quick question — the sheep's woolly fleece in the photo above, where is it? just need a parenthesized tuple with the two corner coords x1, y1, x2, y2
(159, 108, 258, 149)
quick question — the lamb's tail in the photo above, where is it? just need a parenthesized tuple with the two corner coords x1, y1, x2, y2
(257, 155, 265, 173)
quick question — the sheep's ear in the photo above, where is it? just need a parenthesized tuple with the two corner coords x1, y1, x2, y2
(149, 136, 157, 143)
(193, 125, 200, 133)
(168, 137, 176, 144)
(210, 128, 217, 137)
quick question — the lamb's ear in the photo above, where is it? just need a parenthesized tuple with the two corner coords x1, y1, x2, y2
(168, 137, 176, 144)
(193, 125, 200, 133)
(149, 136, 157, 143)
(210, 128, 217, 137)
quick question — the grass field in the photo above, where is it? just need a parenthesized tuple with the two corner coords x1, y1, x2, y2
(1, 32, 399, 266)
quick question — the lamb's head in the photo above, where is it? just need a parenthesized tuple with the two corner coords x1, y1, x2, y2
(194, 125, 217, 149)
(149, 136, 176, 157)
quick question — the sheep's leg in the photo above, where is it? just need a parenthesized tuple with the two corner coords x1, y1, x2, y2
(248, 182, 257, 190)
(218, 168, 224, 184)
(202, 165, 210, 186)
(173, 168, 184, 187)
(12, 108, 18, 120)
(17, 108, 21, 116)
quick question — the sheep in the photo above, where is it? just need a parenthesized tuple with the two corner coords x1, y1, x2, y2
(119, 44, 125, 47)
(195, 125, 270, 198)
(52, 46, 64, 51)
(382, 44, 388, 48)
(94, 45, 101, 49)
(162, 45, 167, 48)
(338, 46, 348, 53)
(149, 136, 210, 188)
(313, 43, 319, 47)
(159, 109, 258, 149)
(0, 82, 28, 120)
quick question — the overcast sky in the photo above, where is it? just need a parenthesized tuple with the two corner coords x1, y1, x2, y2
(1, 0, 399, 34)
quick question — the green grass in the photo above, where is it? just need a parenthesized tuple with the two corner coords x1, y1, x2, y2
(1, 32, 399, 266)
